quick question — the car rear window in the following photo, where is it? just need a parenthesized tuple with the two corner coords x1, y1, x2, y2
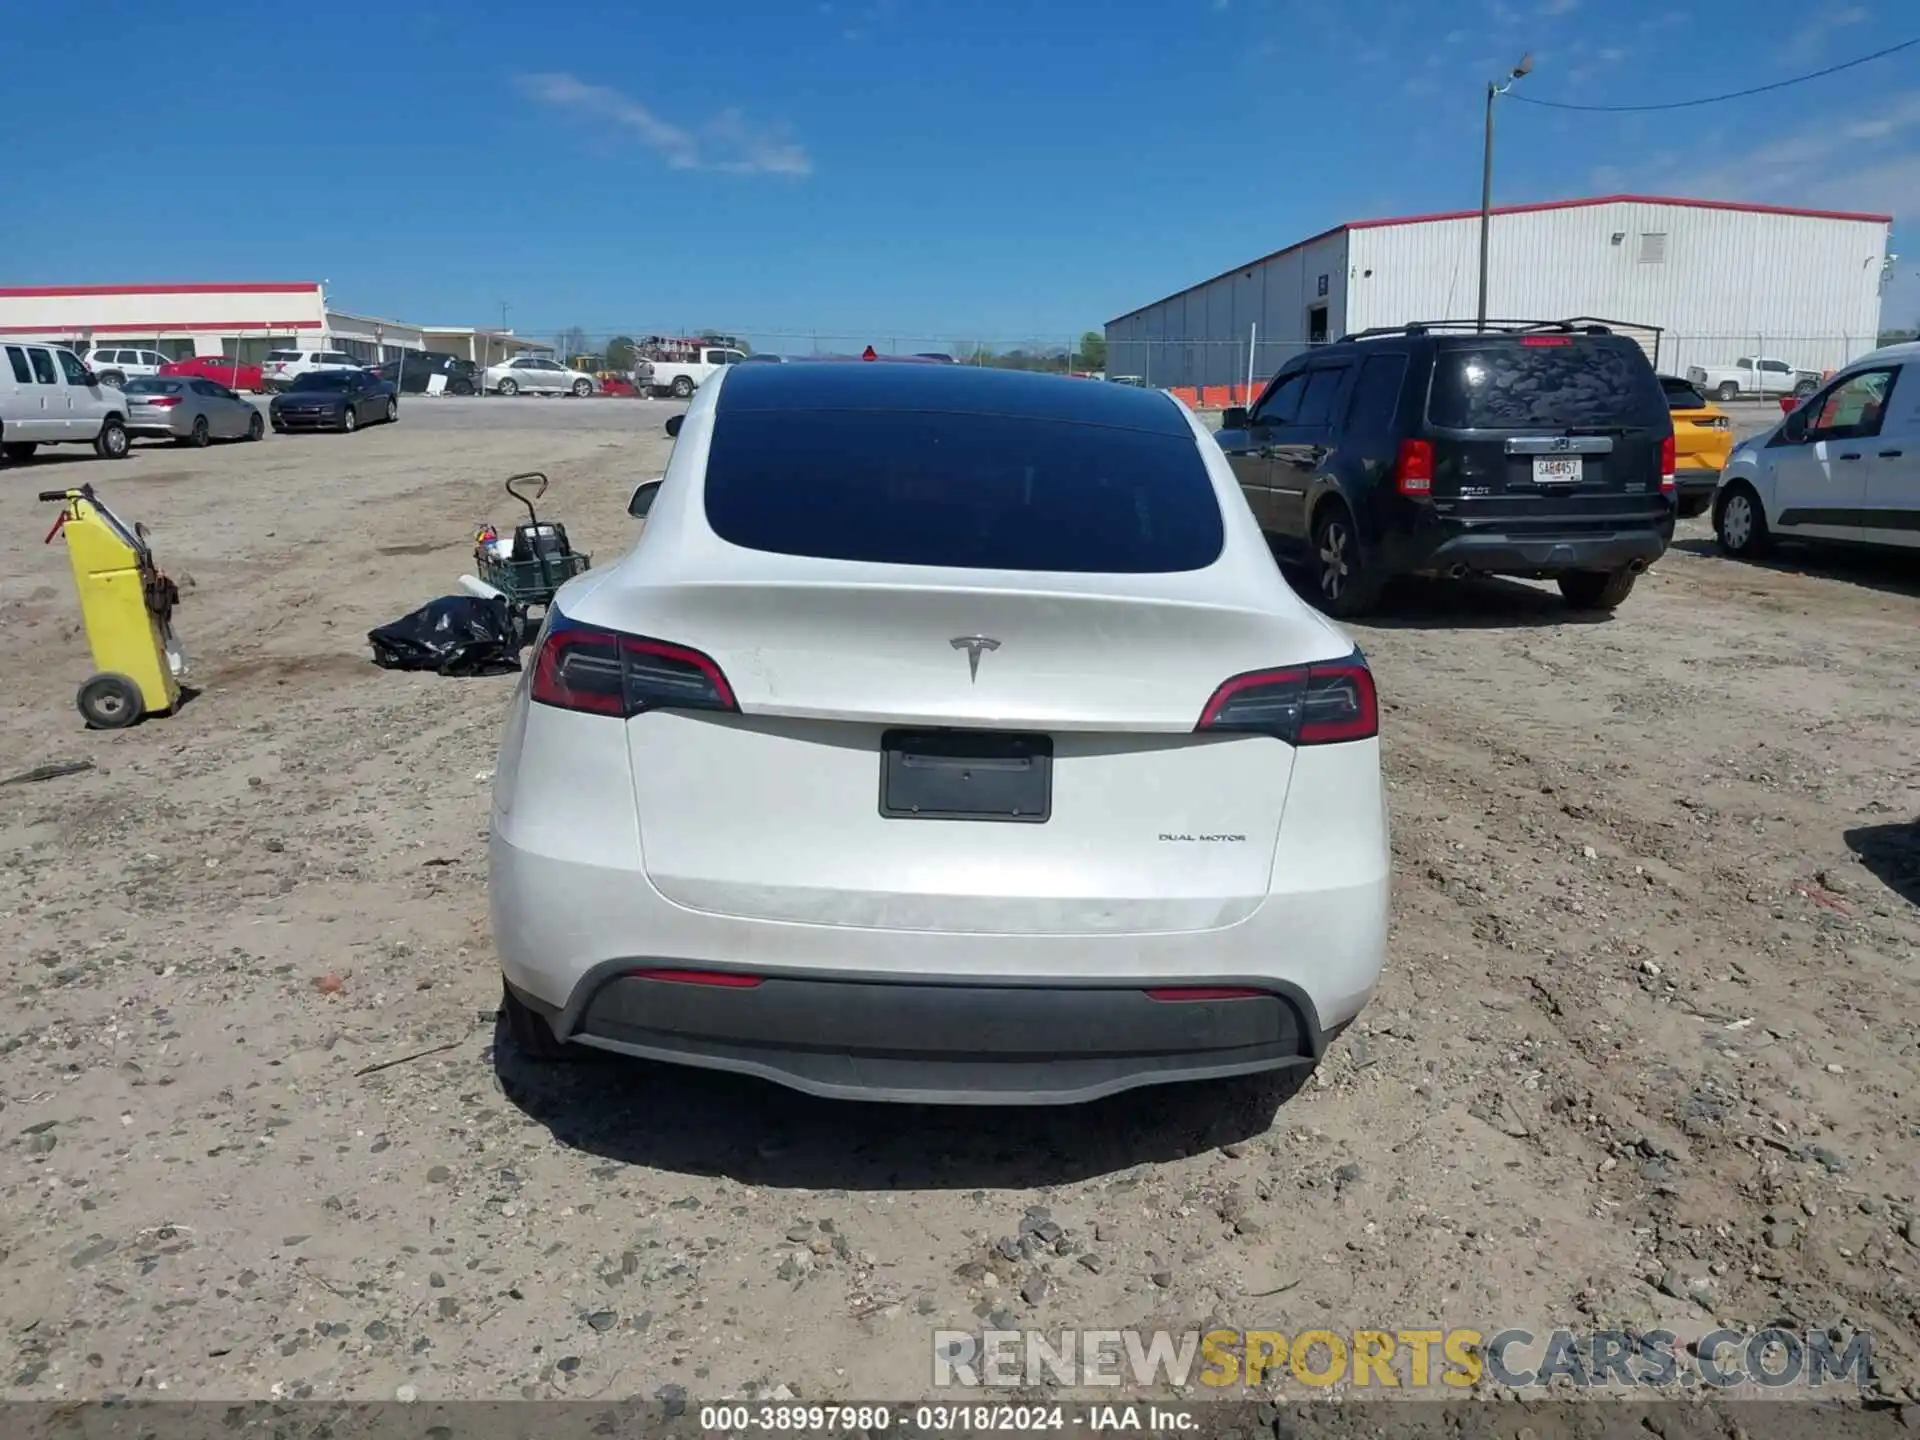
(125, 379, 181, 394)
(703, 409, 1225, 573)
(1660, 376, 1709, 409)
(265, 350, 299, 362)
(1428, 338, 1666, 429)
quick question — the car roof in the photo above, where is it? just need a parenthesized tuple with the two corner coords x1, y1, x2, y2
(1851, 339, 1920, 368)
(713, 358, 1192, 435)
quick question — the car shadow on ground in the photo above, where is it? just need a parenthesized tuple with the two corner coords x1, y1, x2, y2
(493, 1025, 1306, 1189)
(1292, 572, 1614, 630)
(1670, 537, 1920, 601)
(1843, 822, 1920, 908)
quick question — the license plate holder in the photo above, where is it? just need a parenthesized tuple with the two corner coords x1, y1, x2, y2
(880, 730, 1051, 822)
(1532, 455, 1582, 485)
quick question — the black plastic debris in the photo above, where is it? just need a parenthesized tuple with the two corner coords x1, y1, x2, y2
(367, 595, 521, 676)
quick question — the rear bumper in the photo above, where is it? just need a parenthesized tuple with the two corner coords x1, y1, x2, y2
(127, 417, 189, 438)
(513, 964, 1332, 1105)
(1381, 510, 1674, 577)
(490, 837, 1386, 1106)
(1674, 468, 1720, 502)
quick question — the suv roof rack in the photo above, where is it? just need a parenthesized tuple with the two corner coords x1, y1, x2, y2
(1333, 319, 1615, 343)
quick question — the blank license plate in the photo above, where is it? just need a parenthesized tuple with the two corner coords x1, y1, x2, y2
(1532, 456, 1582, 484)
(880, 730, 1051, 823)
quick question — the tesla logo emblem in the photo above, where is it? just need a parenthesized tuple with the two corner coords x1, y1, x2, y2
(950, 635, 1000, 681)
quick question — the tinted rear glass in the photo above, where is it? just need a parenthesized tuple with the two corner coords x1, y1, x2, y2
(704, 410, 1224, 573)
(1660, 376, 1709, 409)
(124, 378, 181, 394)
(1428, 339, 1664, 429)
(265, 351, 299, 362)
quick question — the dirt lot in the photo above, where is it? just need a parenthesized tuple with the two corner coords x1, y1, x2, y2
(2, 399, 1917, 1407)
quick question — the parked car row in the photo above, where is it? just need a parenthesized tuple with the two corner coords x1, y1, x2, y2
(0, 341, 402, 463)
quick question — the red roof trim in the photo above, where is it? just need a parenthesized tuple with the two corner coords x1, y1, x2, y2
(0, 282, 322, 298)
(1108, 193, 1892, 325)
(1348, 193, 1893, 229)
(0, 319, 324, 335)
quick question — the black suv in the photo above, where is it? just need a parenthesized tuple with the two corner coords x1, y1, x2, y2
(1214, 321, 1677, 617)
(367, 351, 479, 395)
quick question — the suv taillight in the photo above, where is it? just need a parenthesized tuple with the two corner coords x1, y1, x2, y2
(530, 615, 737, 718)
(1393, 438, 1433, 497)
(1659, 434, 1676, 496)
(1196, 654, 1378, 745)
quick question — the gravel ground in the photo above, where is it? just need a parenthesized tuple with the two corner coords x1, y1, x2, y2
(1, 397, 1917, 1407)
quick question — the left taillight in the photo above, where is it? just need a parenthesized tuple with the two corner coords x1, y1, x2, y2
(1195, 653, 1378, 745)
(1659, 433, 1676, 496)
(529, 614, 737, 718)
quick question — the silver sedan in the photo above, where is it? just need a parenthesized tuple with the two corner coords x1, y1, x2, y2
(123, 377, 265, 447)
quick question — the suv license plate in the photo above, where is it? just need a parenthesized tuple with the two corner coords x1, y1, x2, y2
(1533, 456, 1582, 484)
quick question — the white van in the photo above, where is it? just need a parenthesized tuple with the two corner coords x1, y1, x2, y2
(1712, 340, 1920, 559)
(0, 343, 130, 462)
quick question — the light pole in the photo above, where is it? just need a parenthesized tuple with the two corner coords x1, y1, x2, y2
(1478, 53, 1532, 332)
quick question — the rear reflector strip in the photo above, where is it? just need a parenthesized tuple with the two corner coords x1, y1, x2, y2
(628, 968, 764, 988)
(1144, 986, 1265, 1001)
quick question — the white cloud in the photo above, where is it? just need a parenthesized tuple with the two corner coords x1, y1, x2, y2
(513, 73, 811, 176)
(1648, 90, 1920, 220)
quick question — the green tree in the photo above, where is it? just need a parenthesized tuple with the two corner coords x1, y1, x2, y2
(606, 335, 637, 371)
(1077, 330, 1107, 372)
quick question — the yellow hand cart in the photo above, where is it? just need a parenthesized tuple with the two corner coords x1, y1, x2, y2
(39, 484, 186, 729)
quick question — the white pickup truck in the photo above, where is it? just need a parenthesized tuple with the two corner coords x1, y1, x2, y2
(1685, 356, 1821, 402)
(641, 345, 746, 399)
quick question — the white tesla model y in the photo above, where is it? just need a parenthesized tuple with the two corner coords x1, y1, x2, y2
(488, 360, 1389, 1105)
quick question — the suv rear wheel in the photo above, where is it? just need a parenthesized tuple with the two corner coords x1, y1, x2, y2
(1557, 568, 1637, 611)
(1309, 503, 1382, 618)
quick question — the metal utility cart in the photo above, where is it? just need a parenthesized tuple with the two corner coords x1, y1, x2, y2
(474, 472, 590, 641)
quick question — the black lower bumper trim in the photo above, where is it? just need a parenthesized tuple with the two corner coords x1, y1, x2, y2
(533, 967, 1328, 1105)
(1400, 525, 1671, 577)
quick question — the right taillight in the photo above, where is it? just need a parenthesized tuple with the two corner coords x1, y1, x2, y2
(1196, 653, 1378, 745)
(1393, 438, 1433, 497)
(530, 614, 736, 718)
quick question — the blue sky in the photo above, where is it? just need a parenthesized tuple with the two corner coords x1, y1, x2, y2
(8, 0, 1917, 347)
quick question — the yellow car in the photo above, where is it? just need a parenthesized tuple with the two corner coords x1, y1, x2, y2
(1660, 374, 1733, 518)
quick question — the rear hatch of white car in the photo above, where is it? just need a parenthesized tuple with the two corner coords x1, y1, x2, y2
(542, 375, 1367, 936)
(262, 350, 304, 385)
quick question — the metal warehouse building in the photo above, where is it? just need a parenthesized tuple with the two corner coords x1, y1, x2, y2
(1106, 194, 1892, 394)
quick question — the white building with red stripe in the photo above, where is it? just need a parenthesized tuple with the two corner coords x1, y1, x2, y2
(0, 282, 431, 368)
